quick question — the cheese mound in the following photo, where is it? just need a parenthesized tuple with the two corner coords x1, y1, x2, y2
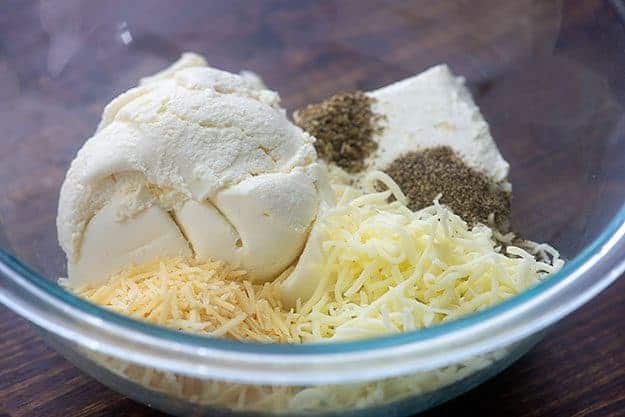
(57, 53, 331, 286)
(65, 174, 563, 344)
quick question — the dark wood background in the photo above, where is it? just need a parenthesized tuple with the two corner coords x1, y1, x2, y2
(1, 0, 625, 416)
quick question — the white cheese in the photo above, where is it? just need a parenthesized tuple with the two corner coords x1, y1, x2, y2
(68, 194, 191, 285)
(175, 167, 319, 281)
(367, 64, 510, 185)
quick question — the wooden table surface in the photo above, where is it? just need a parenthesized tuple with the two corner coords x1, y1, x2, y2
(2, 0, 625, 416)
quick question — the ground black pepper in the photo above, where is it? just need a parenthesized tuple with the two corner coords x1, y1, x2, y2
(383, 146, 511, 229)
(294, 92, 382, 173)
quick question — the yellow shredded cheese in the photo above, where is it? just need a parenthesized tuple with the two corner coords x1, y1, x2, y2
(62, 258, 302, 343)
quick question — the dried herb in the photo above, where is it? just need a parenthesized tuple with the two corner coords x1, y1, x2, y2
(294, 92, 382, 173)
(383, 146, 511, 229)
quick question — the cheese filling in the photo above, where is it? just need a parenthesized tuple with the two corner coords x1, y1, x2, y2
(65, 173, 563, 343)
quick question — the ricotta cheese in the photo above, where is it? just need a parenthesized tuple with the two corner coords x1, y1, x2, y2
(57, 53, 331, 286)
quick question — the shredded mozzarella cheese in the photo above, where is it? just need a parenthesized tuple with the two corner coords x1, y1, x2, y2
(290, 173, 562, 341)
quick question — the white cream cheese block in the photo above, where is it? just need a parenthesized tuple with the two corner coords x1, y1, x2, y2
(368, 64, 510, 186)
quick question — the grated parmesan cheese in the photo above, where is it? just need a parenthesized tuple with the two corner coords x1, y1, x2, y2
(62, 258, 303, 343)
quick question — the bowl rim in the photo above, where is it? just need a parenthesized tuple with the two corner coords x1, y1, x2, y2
(1, 201, 625, 384)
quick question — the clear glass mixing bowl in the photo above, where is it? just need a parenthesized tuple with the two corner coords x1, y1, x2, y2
(1, 1, 625, 416)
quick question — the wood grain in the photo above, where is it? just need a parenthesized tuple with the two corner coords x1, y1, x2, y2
(1, 0, 625, 416)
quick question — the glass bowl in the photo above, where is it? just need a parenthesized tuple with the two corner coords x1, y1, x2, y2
(1, 1, 625, 416)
